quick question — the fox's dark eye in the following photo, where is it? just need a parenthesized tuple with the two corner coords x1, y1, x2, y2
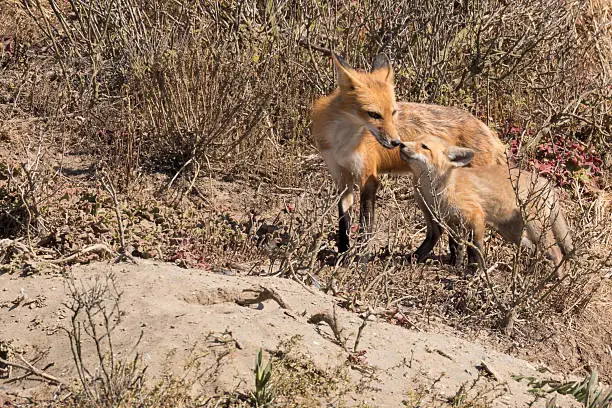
(421, 144, 430, 150)
(392, 110, 398, 116)
(367, 111, 383, 120)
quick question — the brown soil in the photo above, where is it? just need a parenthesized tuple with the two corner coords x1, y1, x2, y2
(0, 260, 588, 407)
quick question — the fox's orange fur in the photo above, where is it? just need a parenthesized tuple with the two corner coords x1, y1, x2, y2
(312, 54, 506, 253)
(398, 138, 573, 270)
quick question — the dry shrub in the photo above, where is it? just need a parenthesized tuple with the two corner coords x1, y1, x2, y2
(245, 166, 609, 352)
(11, 0, 608, 188)
(19, 271, 252, 408)
(0, 129, 66, 242)
(2, 0, 610, 381)
(4, 0, 610, 302)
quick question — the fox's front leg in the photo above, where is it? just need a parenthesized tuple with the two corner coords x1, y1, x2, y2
(337, 176, 354, 253)
(412, 189, 442, 262)
(413, 223, 442, 262)
(358, 175, 380, 242)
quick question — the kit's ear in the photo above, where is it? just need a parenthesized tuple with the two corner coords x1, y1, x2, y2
(447, 146, 474, 167)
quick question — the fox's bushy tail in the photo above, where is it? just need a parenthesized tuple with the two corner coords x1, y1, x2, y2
(550, 201, 574, 257)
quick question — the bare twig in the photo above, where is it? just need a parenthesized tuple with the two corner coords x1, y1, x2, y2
(236, 285, 291, 310)
(0, 354, 68, 387)
(297, 38, 332, 56)
(100, 171, 135, 263)
(308, 306, 346, 350)
(48, 244, 114, 265)
(353, 309, 372, 353)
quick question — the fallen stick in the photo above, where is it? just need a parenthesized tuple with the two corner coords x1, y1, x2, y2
(308, 307, 346, 349)
(236, 286, 291, 310)
(0, 355, 68, 387)
(48, 243, 114, 265)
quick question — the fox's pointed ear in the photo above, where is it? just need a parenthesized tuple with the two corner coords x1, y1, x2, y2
(333, 53, 358, 91)
(447, 147, 474, 167)
(371, 53, 394, 83)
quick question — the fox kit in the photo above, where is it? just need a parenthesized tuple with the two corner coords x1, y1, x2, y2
(397, 138, 573, 269)
(312, 53, 507, 253)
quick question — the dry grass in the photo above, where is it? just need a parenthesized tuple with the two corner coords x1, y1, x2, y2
(0, 0, 611, 405)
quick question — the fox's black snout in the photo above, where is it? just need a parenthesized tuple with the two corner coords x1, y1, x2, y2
(366, 124, 401, 150)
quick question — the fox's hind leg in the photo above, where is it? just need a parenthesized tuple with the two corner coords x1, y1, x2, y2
(525, 220, 564, 271)
(467, 211, 486, 269)
(449, 236, 465, 267)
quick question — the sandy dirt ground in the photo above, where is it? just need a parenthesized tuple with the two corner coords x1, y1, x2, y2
(0, 260, 585, 407)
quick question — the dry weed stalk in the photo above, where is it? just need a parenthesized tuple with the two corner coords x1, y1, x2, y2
(62, 271, 146, 407)
(353, 309, 372, 353)
(99, 171, 136, 263)
(17, 0, 609, 187)
(5, 132, 48, 247)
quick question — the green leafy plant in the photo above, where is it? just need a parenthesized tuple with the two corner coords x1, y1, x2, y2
(514, 370, 612, 408)
(252, 348, 275, 407)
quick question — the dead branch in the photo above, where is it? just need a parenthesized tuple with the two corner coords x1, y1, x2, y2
(0, 238, 34, 258)
(308, 307, 346, 349)
(100, 172, 136, 264)
(236, 285, 291, 310)
(48, 244, 114, 265)
(353, 309, 372, 353)
(0, 354, 68, 387)
(297, 38, 332, 56)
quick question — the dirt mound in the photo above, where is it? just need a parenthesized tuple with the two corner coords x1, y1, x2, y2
(0, 261, 586, 407)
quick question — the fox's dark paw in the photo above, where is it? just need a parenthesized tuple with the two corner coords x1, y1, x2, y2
(317, 248, 338, 266)
(406, 252, 442, 264)
(463, 262, 481, 277)
(353, 252, 375, 264)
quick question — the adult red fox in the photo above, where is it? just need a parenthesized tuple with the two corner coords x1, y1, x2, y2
(311, 53, 507, 253)
(397, 138, 573, 269)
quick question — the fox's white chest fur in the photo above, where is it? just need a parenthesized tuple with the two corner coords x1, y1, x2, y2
(319, 112, 366, 183)
(413, 171, 460, 222)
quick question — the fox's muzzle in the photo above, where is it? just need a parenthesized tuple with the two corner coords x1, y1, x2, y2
(398, 142, 416, 162)
(366, 124, 401, 150)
